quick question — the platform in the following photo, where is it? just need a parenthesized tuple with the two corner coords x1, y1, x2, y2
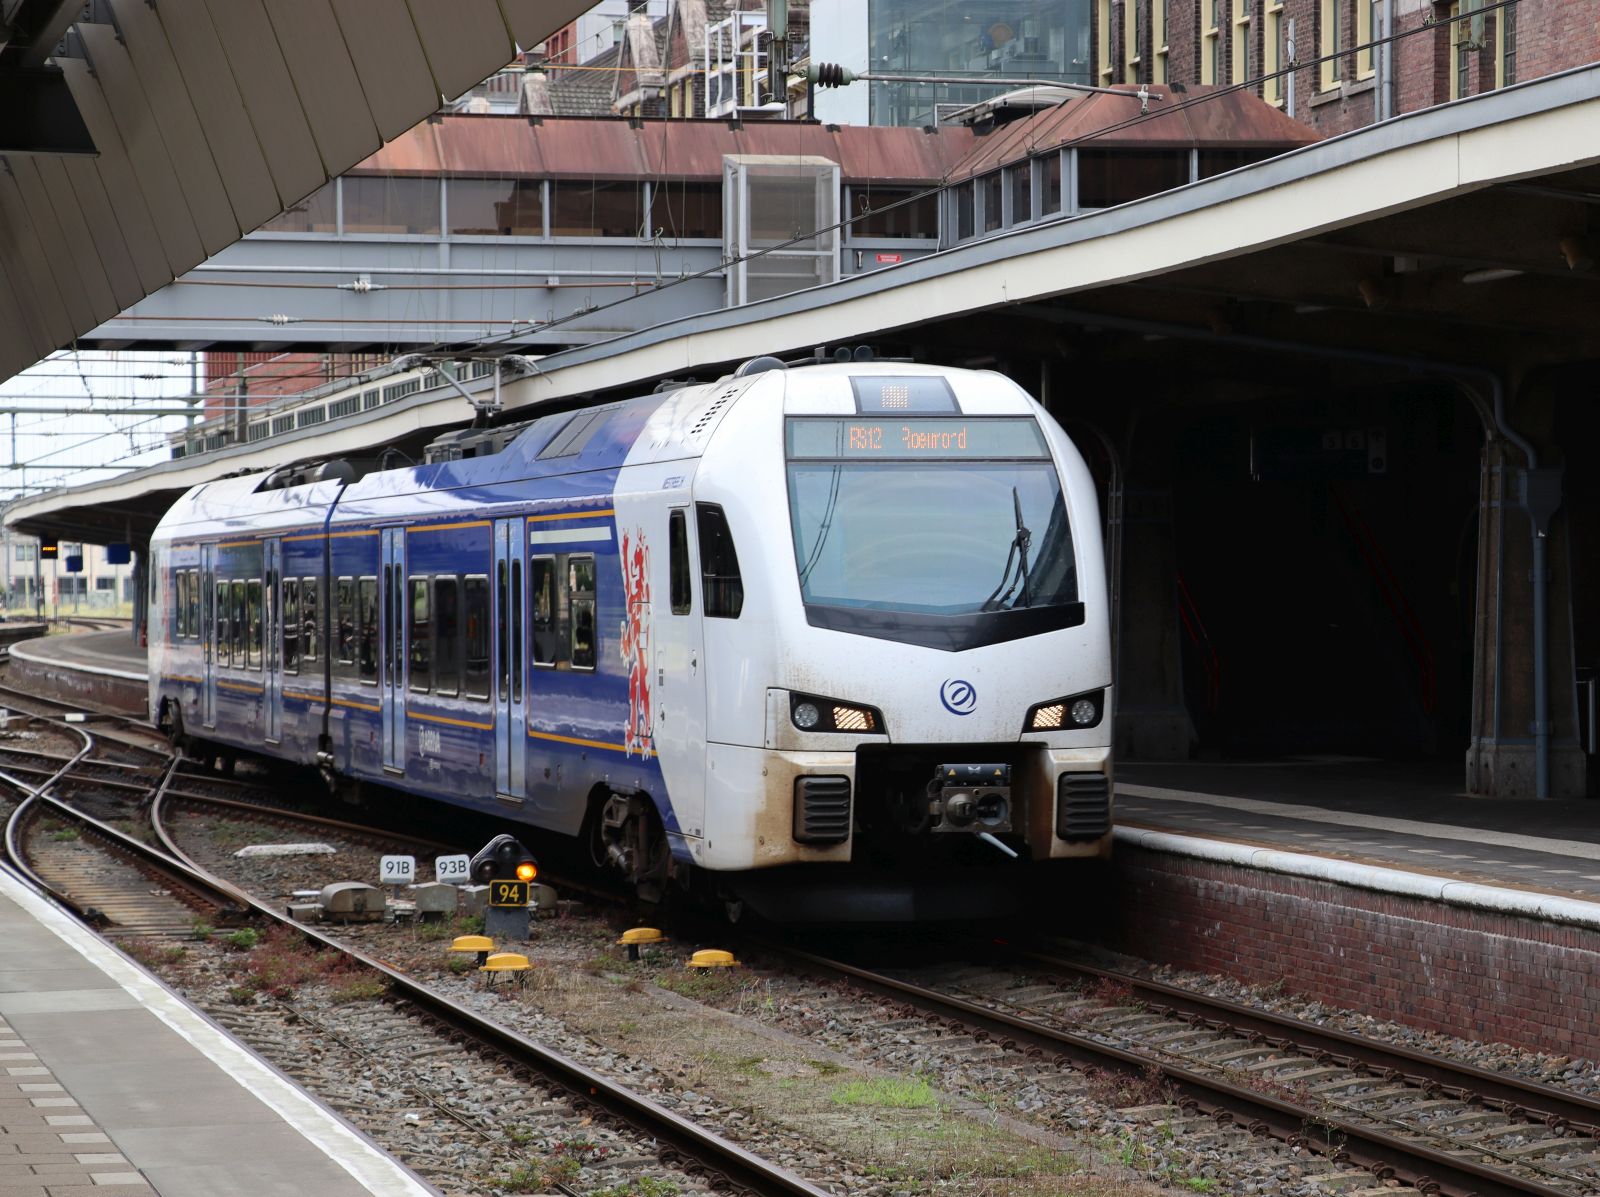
(0, 865, 436, 1197)
(6, 632, 147, 717)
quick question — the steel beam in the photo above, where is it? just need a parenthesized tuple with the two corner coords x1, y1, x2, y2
(0, 66, 95, 156)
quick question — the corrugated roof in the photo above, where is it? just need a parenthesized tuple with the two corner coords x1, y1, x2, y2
(354, 113, 976, 184)
(948, 84, 1320, 181)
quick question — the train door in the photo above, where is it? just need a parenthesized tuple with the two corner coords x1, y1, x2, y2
(263, 538, 282, 744)
(654, 507, 707, 838)
(493, 518, 526, 802)
(200, 543, 217, 729)
(380, 527, 406, 773)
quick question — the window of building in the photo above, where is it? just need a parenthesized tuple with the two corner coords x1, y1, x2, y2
(1265, 0, 1286, 103)
(1078, 149, 1191, 208)
(569, 556, 596, 671)
(1320, 0, 1343, 91)
(550, 180, 643, 238)
(283, 579, 300, 674)
(1355, 0, 1375, 79)
(1203, 0, 1220, 84)
(1041, 154, 1063, 215)
(124, 576, 136, 603)
(1198, 148, 1280, 178)
(358, 576, 378, 682)
(1123, 0, 1140, 82)
(982, 172, 1003, 233)
(849, 187, 937, 239)
(956, 182, 976, 240)
(302, 578, 319, 663)
(1497, 1, 1517, 88)
(261, 182, 337, 233)
(669, 510, 692, 615)
(95, 576, 114, 591)
(1153, 0, 1169, 82)
(1232, 0, 1251, 86)
(649, 181, 722, 239)
(531, 558, 560, 665)
(1009, 163, 1033, 225)
(342, 176, 440, 235)
(1449, 2, 1468, 100)
(448, 178, 543, 236)
(14, 542, 35, 562)
(463, 575, 490, 698)
(1097, 0, 1114, 85)
(697, 504, 743, 619)
(409, 577, 431, 692)
(433, 576, 460, 695)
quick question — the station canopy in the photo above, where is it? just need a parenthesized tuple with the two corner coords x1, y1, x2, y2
(0, 0, 591, 382)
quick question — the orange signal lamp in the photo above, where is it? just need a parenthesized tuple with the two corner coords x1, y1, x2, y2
(515, 862, 538, 882)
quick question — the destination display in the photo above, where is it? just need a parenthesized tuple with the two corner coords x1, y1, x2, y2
(786, 417, 1050, 460)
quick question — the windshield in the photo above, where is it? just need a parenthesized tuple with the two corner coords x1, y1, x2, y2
(786, 460, 1077, 615)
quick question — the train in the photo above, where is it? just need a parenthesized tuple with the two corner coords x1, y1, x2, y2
(148, 358, 1112, 920)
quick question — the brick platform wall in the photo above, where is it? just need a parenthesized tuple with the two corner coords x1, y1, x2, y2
(1103, 844, 1600, 1059)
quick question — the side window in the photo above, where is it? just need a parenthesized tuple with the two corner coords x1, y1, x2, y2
(215, 581, 229, 666)
(246, 579, 263, 670)
(283, 579, 300, 674)
(302, 578, 319, 662)
(532, 557, 559, 666)
(669, 509, 692, 614)
(463, 575, 490, 699)
(511, 559, 523, 703)
(434, 577, 460, 696)
(697, 503, 744, 619)
(336, 577, 356, 673)
(175, 571, 189, 639)
(570, 556, 596, 671)
(231, 581, 246, 663)
(188, 571, 201, 639)
(409, 576, 432, 693)
(496, 560, 509, 695)
(358, 576, 378, 683)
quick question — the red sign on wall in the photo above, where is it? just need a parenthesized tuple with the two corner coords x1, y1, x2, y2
(875, 253, 903, 264)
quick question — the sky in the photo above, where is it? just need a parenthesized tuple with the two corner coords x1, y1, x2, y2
(0, 350, 203, 503)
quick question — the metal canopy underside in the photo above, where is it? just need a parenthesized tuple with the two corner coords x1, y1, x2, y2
(8, 65, 1600, 547)
(0, 0, 590, 382)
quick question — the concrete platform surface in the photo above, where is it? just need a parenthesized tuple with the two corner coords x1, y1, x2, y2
(0, 866, 437, 1197)
(8, 631, 146, 681)
(1121, 758, 1600, 903)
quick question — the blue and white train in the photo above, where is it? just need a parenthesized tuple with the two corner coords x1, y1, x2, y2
(149, 360, 1112, 919)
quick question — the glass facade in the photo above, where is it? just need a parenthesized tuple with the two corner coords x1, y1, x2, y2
(867, 0, 1092, 126)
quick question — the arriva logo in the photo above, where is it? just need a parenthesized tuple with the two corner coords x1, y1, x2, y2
(940, 678, 977, 716)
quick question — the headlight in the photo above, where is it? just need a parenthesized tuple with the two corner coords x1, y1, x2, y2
(790, 692, 885, 734)
(1026, 691, 1103, 731)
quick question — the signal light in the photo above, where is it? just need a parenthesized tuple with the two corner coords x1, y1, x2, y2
(469, 833, 538, 884)
(39, 539, 58, 559)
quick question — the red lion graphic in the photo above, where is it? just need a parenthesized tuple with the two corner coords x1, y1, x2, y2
(620, 529, 653, 757)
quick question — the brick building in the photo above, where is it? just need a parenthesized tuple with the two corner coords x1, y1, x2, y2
(1093, 0, 1596, 137)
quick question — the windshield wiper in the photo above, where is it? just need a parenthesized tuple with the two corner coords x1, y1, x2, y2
(981, 488, 1032, 611)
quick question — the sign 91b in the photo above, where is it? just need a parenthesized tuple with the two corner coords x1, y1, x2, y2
(379, 855, 416, 885)
(488, 879, 529, 908)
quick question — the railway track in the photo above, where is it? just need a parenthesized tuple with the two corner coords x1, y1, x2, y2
(0, 716, 835, 1197)
(743, 938, 1600, 1197)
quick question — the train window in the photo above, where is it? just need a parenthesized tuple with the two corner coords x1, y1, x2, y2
(215, 582, 229, 667)
(358, 576, 378, 683)
(463, 575, 490, 699)
(302, 578, 319, 662)
(531, 557, 559, 666)
(246, 580, 263, 671)
(569, 556, 596, 671)
(496, 561, 509, 694)
(283, 580, 300, 675)
(510, 559, 523, 703)
(202, 573, 213, 654)
(434, 576, 460, 696)
(697, 504, 743, 619)
(176, 571, 189, 639)
(188, 571, 201, 639)
(669, 510, 692, 615)
(409, 577, 432, 693)
(336, 577, 356, 673)
(231, 581, 246, 664)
